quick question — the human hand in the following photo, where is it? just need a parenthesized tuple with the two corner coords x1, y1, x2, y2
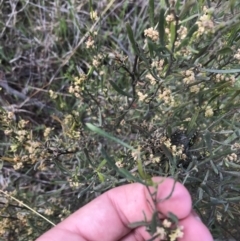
(36, 177, 213, 241)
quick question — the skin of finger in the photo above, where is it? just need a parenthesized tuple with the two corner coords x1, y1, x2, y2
(119, 226, 151, 241)
(35, 229, 86, 241)
(36, 177, 192, 241)
(179, 214, 213, 241)
(119, 213, 214, 241)
(151, 177, 192, 218)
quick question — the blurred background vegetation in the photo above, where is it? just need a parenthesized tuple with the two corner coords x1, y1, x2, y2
(1, 0, 240, 240)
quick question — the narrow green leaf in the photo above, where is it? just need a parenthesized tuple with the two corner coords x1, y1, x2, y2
(229, 0, 236, 14)
(89, 0, 93, 11)
(217, 47, 233, 56)
(147, 40, 155, 58)
(228, 90, 240, 103)
(186, 24, 198, 38)
(200, 68, 240, 74)
(226, 209, 234, 219)
(109, 80, 132, 97)
(210, 160, 218, 174)
(149, 211, 158, 234)
(100, 149, 118, 170)
(97, 172, 105, 182)
(96, 159, 107, 171)
(170, 21, 176, 49)
(101, 149, 145, 184)
(148, 0, 155, 26)
(226, 195, 240, 202)
(167, 126, 172, 137)
(205, 93, 221, 107)
(126, 23, 139, 54)
(53, 160, 71, 175)
(187, 46, 199, 54)
(126, 23, 151, 66)
(86, 123, 134, 150)
(193, 45, 209, 60)
(176, 24, 198, 51)
(128, 221, 148, 229)
(158, 8, 165, 46)
(210, 197, 227, 204)
(137, 159, 151, 181)
(87, 66, 94, 77)
(137, 159, 145, 179)
(160, 144, 174, 164)
(203, 169, 209, 182)
(168, 212, 179, 224)
(187, 110, 199, 133)
(175, 0, 182, 13)
(204, 131, 212, 155)
(180, 13, 199, 24)
(179, 0, 195, 19)
(222, 170, 240, 177)
(198, 187, 203, 200)
(119, 167, 147, 185)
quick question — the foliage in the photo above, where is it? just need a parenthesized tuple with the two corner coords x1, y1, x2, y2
(1, 0, 240, 240)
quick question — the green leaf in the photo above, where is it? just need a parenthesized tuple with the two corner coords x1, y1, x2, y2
(126, 23, 150, 66)
(206, 93, 221, 106)
(228, 90, 240, 102)
(97, 172, 105, 182)
(193, 45, 209, 60)
(158, 8, 165, 46)
(87, 66, 94, 77)
(149, 211, 158, 234)
(101, 149, 145, 184)
(210, 160, 218, 174)
(167, 126, 172, 137)
(180, 13, 199, 24)
(148, 0, 155, 26)
(160, 144, 174, 164)
(222, 170, 240, 177)
(186, 24, 198, 38)
(52, 160, 71, 175)
(118, 167, 146, 184)
(203, 169, 209, 182)
(168, 212, 179, 224)
(137, 159, 151, 181)
(204, 131, 212, 155)
(227, 25, 240, 45)
(86, 123, 135, 150)
(147, 40, 155, 58)
(175, 24, 198, 50)
(200, 68, 240, 74)
(179, 0, 195, 20)
(226, 209, 234, 219)
(96, 159, 107, 171)
(170, 21, 176, 50)
(128, 221, 149, 229)
(210, 197, 227, 205)
(187, 110, 199, 133)
(229, 0, 236, 14)
(198, 187, 203, 200)
(217, 47, 233, 56)
(126, 23, 139, 54)
(100, 149, 118, 169)
(225, 196, 240, 202)
(109, 80, 132, 97)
